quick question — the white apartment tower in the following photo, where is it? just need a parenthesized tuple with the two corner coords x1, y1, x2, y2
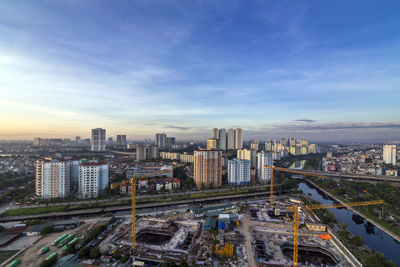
(35, 159, 71, 199)
(257, 152, 273, 182)
(383, 145, 397, 165)
(235, 128, 243, 149)
(218, 128, 227, 150)
(227, 128, 235, 150)
(211, 128, 219, 139)
(228, 159, 250, 185)
(237, 148, 257, 167)
(91, 128, 106, 152)
(155, 133, 167, 149)
(78, 163, 109, 198)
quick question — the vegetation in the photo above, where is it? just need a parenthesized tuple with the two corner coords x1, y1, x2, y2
(81, 224, 107, 246)
(363, 252, 397, 267)
(310, 177, 400, 237)
(303, 158, 320, 170)
(40, 225, 54, 235)
(173, 166, 194, 190)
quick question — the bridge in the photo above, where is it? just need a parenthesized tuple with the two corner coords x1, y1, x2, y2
(291, 169, 400, 183)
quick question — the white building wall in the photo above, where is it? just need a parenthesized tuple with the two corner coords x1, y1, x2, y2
(383, 145, 397, 165)
(257, 152, 273, 182)
(228, 159, 250, 185)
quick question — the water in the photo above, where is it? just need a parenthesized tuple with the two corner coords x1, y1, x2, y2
(289, 160, 306, 169)
(298, 181, 400, 265)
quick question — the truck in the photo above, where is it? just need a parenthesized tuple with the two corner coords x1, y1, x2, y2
(52, 234, 68, 246)
(8, 259, 21, 267)
(45, 252, 58, 261)
(58, 234, 75, 247)
(38, 246, 50, 255)
(67, 237, 79, 246)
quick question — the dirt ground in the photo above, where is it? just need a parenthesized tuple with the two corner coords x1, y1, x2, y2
(16, 220, 95, 267)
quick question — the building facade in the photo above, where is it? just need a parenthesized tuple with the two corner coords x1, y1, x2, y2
(155, 133, 167, 149)
(35, 158, 71, 199)
(218, 128, 227, 150)
(257, 152, 273, 182)
(78, 163, 109, 198)
(237, 149, 257, 167)
(228, 159, 250, 185)
(207, 138, 218, 150)
(91, 128, 106, 152)
(235, 128, 243, 149)
(227, 128, 235, 150)
(383, 145, 397, 165)
(194, 150, 222, 188)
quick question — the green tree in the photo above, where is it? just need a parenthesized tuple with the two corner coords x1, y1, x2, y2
(90, 247, 101, 259)
(161, 260, 177, 267)
(40, 225, 54, 235)
(364, 252, 396, 267)
(78, 246, 90, 258)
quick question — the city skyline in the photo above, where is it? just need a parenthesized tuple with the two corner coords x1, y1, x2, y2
(1, 1, 400, 142)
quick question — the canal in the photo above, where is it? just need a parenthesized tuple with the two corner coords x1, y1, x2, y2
(298, 180, 400, 265)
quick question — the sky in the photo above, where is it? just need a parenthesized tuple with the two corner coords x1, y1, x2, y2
(1, 0, 400, 143)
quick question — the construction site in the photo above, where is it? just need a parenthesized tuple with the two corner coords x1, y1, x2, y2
(0, 166, 384, 266)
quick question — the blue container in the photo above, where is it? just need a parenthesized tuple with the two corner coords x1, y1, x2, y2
(218, 222, 225, 230)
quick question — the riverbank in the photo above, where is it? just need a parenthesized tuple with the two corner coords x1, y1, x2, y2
(306, 179, 400, 243)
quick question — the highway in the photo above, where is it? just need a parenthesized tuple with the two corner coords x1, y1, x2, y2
(0, 185, 268, 212)
(0, 190, 279, 223)
(305, 170, 400, 183)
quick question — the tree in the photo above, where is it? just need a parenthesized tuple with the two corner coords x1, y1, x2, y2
(78, 246, 90, 258)
(364, 252, 396, 267)
(179, 259, 189, 267)
(40, 225, 54, 235)
(90, 247, 101, 259)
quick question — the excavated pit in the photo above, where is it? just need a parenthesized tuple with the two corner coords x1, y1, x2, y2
(136, 228, 174, 245)
(281, 243, 339, 266)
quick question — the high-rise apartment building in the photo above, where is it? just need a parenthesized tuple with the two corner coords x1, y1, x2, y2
(155, 133, 167, 149)
(228, 159, 250, 185)
(136, 144, 159, 161)
(211, 128, 219, 139)
(91, 128, 106, 152)
(117, 135, 127, 146)
(237, 149, 257, 168)
(257, 152, 273, 182)
(207, 138, 218, 150)
(383, 145, 397, 165)
(194, 150, 222, 188)
(35, 158, 71, 199)
(235, 128, 243, 149)
(227, 128, 235, 150)
(78, 163, 109, 198)
(218, 128, 227, 150)
(166, 137, 176, 148)
(250, 140, 259, 150)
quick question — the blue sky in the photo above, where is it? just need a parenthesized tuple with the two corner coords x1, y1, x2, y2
(1, 0, 400, 142)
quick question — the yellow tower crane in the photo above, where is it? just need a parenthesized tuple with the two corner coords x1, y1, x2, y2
(131, 163, 185, 248)
(285, 199, 384, 267)
(264, 166, 329, 206)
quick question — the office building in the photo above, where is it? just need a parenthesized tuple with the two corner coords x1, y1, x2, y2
(207, 138, 218, 150)
(211, 128, 219, 139)
(237, 149, 257, 168)
(78, 163, 109, 198)
(235, 128, 243, 149)
(257, 152, 273, 182)
(91, 128, 106, 152)
(218, 128, 227, 150)
(227, 128, 235, 150)
(194, 150, 222, 188)
(383, 145, 397, 165)
(228, 159, 250, 185)
(35, 158, 71, 199)
(155, 133, 167, 149)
